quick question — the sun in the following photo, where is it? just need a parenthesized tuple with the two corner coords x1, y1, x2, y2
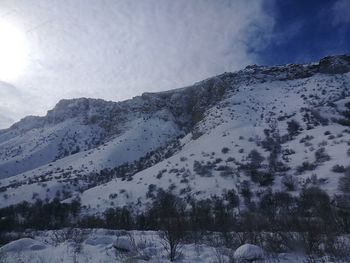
(0, 21, 28, 81)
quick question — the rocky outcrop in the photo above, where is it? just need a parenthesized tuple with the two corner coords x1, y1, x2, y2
(319, 54, 350, 74)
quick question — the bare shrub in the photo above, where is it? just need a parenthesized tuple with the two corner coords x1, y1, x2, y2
(210, 247, 234, 263)
(332, 164, 346, 173)
(282, 175, 298, 191)
(159, 225, 185, 262)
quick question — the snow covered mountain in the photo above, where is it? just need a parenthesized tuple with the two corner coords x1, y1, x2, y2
(1, 54, 350, 213)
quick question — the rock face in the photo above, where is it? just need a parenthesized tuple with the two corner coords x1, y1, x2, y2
(0, 75, 230, 178)
(233, 244, 265, 262)
(319, 55, 350, 74)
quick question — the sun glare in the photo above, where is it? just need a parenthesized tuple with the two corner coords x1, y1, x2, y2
(0, 21, 28, 81)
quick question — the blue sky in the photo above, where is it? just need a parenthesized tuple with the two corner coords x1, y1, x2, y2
(0, 0, 349, 128)
(258, 0, 350, 65)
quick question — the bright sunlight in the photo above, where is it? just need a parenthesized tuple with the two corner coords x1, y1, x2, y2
(0, 20, 27, 81)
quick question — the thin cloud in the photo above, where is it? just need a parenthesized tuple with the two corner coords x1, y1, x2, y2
(332, 0, 350, 25)
(0, 81, 26, 128)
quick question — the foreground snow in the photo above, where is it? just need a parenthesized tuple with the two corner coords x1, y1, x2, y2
(0, 229, 341, 263)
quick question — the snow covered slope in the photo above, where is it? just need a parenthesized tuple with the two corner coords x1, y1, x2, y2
(0, 54, 350, 213)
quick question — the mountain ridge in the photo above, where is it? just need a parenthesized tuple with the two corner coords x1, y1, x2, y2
(3, 54, 350, 133)
(0, 54, 349, 214)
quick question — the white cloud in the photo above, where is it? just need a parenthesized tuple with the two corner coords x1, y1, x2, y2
(0, 0, 274, 128)
(0, 114, 14, 129)
(0, 81, 27, 129)
(332, 0, 350, 25)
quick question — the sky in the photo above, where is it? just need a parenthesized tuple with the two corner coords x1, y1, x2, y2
(0, 0, 349, 129)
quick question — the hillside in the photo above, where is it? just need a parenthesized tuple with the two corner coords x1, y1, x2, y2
(0, 54, 350, 214)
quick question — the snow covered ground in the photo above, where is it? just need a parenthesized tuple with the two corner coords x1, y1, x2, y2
(0, 229, 332, 263)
